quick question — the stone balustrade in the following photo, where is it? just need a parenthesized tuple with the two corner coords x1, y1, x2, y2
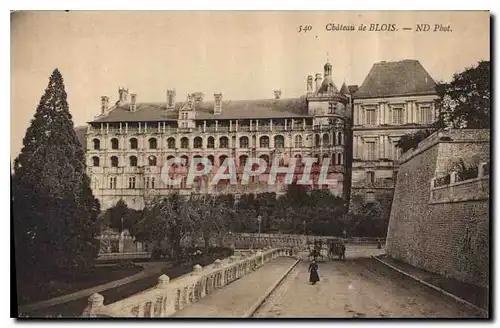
(430, 162, 490, 204)
(82, 247, 293, 318)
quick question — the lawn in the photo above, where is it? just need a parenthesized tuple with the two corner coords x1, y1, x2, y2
(17, 263, 144, 306)
(21, 251, 232, 318)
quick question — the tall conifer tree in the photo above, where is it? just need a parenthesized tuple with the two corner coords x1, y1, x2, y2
(13, 69, 100, 283)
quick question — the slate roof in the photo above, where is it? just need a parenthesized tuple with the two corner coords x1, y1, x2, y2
(91, 97, 310, 123)
(316, 75, 339, 94)
(354, 60, 437, 99)
(339, 82, 350, 95)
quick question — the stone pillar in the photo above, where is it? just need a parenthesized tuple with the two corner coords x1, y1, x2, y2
(256, 120, 259, 131)
(125, 122, 128, 133)
(303, 119, 306, 129)
(229, 120, 233, 131)
(270, 119, 273, 132)
(291, 119, 294, 130)
(203, 121, 206, 132)
(215, 120, 218, 132)
(213, 259, 222, 269)
(284, 119, 287, 130)
(250, 120, 252, 131)
(236, 120, 239, 132)
(193, 264, 203, 274)
(106, 123, 109, 134)
(157, 274, 170, 288)
(82, 293, 104, 317)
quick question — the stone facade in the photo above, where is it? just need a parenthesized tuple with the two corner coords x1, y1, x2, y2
(85, 61, 351, 210)
(350, 60, 439, 221)
(386, 129, 490, 287)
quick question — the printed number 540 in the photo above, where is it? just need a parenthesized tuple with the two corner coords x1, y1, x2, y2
(298, 25, 312, 33)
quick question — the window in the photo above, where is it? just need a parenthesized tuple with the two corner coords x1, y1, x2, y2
(194, 137, 202, 149)
(148, 155, 157, 166)
(392, 108, 403, 124)
(240, 136, 249, 148)
(207, 137, 215, 148)
(274, 135, 284, 149)
(219, 155, 228, 165)
(260, 136, 270, 148)
(130, 138, 138, 149)
(322, 134, 329, 146)
(367, 171, 375, 184)
(181, 155, 189, 166)
(167, 137, 175, 149)
(128, 177, 136, 189)
(420, 106, 431, 124)
(109, 177, 117, 189)
(366, 142, 376, 160)
(315, 134, 320, 147)
(294, 135, 303, 148)
(366, 191, 376, 203)
(337, 153, 343, 165)
(145, 177, 155, 189)
(332, 133, 336, 145)
(328, 102, 337, 113)
(365, 109, 376, 125)
(426, 106, 433, 123)
(111, 138, 119, 150)
(337, 132, 342, 145)
(393, 144, 402, 161)
(149, 138, 157, 149)
(239, 155, 248, 167)
(129, 156, 138, 167)
(110, 156, 119, 167)
(92, 156, 100, 167)
(93, 139, 100, 150)
(181, 137, 189, 149)
(219, 137, 229, 148)
(207, 155, 215, 166)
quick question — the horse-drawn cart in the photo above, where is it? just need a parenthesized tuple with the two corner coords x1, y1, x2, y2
(327, 239, 346, 260)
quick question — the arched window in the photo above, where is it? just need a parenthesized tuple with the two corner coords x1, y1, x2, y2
(149, 138, 157, 149)
(109, 176, 117, 189)
(207, 155, 215, 166)
(333, 133, 336, 145)
(166, 155, 175, 163)
(93, 138, 100, 150)
(219, 136, 229, 148)
(219, 155, 228, 166)
(274, 135, 284, 149)
(111, 138, 119, 150)
(337, 132, 342, 145)
(129, 156, 138, 167)
(239, 136, 249, 148)
(315, 134, 320, 147)
(207, 137, 215, 148)
(181, 155, 189, 166)
(129, 138, 138, 149)
(110, 156, 118, 167)
(180, 137, 189, 149)
(259, 136, 269, 148)
(337, 153, 343, 165)
(294, 135, 303, 148)
(148, 155, 157, 166)
(193, 137, 203, 149)
(92, 156, 100, 167)
(239, 155, 248, 167)
(322, 133, 329, 146)
(167, 137, 175, 149)
(260, 154, 270, 165)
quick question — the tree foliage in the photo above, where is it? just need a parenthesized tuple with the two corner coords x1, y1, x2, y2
(436, 60, 490, 129)
(103, 199, 141, 233)
(12, 69, 101, 283)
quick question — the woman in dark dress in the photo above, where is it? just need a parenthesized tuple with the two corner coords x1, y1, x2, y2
(308, 260, 320, 284)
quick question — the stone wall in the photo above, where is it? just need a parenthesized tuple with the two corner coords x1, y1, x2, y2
(386, 129, 490, 287)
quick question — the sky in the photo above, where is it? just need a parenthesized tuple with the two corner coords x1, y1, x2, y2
(10, 11, 490, 159)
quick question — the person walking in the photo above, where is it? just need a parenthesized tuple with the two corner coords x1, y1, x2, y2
(308, 260, 320, 285)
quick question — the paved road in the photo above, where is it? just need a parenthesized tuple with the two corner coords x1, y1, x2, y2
(253, 256, 485, 318)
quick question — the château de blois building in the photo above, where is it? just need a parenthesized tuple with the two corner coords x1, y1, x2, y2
(81, 59, 438, 216)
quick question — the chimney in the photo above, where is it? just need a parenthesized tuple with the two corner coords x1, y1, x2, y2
(167, 89, 176, 108)
(214, 93, 222, 115)
(187, 93, 195, 110)
(307, 75, 313, 93)
(274, 90, 282, 100)
(130, 93, 137, 112)
(315, 73, 322, 92)
(117, 87, 129, 105)
(100, 96, 109, 114)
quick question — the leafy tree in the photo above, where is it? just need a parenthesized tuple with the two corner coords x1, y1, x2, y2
(103, 199, 141, 233)
(436, 60, 490, 129)
(12, 69, 101, 284)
